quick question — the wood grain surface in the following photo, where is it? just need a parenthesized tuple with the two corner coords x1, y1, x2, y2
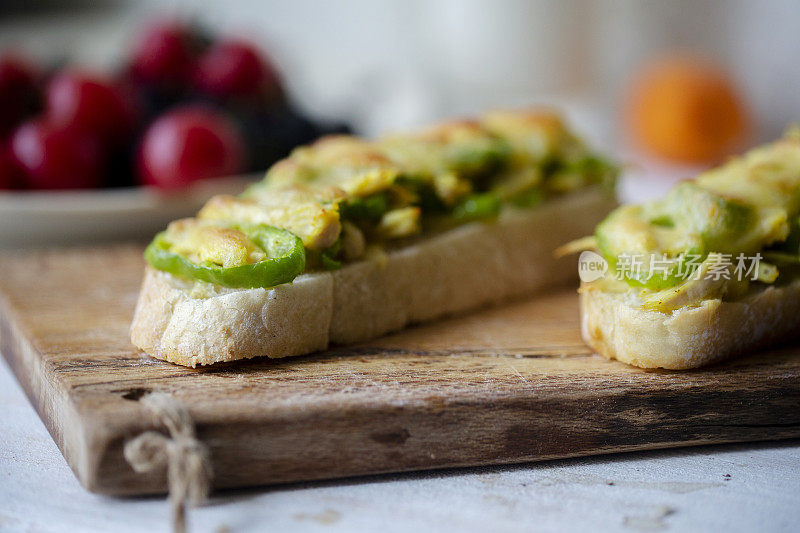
(1, 246, 799, 496)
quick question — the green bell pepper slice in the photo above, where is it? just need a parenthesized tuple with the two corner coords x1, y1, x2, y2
(319, 237, 343, 270)
(339, 192, 390, 222)
(145, 224, 306, 289)
(452, 192, 502, 222)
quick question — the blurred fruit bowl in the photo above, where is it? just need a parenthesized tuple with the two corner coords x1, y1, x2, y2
(0, 18, 349, 248)
(0, 175, 255, 248)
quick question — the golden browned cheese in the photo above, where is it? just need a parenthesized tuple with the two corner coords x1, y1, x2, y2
(165, 219, 265, 267)
(266, 135, 401, 197)
(697, 133, 800, 214)
(591, 130, 800, 312)
(375, 206, 422, 239)
(198, 193, 341, 251)
(163, 109, 612, 269)
(481, 109, 579, 162)
(379, 120, 504, 204)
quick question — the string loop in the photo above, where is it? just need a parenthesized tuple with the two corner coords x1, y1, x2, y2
(124, 393, 212, 533)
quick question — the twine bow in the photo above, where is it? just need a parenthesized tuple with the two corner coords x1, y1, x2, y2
(124, 393, 212, 533)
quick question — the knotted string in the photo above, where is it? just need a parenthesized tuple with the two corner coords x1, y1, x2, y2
(124, 393, 212, 533)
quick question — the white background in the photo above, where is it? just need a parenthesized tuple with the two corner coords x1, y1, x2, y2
(1, 0, 799, 140)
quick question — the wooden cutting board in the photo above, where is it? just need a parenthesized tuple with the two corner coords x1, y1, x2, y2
(2, 245, 800, 496)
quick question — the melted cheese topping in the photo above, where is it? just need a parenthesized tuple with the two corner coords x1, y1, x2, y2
(163, 109, 612, 269)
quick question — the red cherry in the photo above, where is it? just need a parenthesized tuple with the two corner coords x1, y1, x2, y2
(137, 106, 245, 188)
(0, 141, 26, 189)
(194, 40, 279, 99)
(11, 118, 105, 190)
(46, 70, 137, 147)
(0, 54, 40, 139)
(130, 21, 195, 86)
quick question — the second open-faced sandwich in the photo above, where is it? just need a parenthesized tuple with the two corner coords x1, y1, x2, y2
(566, 129, 800, 369)
(131, 109, 618, 367)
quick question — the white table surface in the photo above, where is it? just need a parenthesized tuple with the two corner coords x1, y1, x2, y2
(1, 356, 798, 533)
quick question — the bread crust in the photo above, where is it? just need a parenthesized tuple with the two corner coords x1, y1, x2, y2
(131, 189, 615, 367)
(580, 280, 800, 369)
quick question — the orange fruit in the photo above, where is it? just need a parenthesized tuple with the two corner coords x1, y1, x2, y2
(625, 56, 750, 164)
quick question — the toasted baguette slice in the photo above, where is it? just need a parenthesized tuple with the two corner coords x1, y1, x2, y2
(580, 281, 800, 370)
(131, 188, 615, 367)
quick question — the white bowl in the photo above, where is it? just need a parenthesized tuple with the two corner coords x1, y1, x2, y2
(0, 175, 259, 248)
